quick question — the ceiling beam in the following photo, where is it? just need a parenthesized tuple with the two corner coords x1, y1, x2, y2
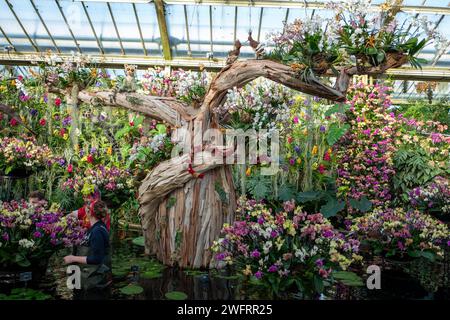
(257, 7, 264, 42)
(209, 5, 213, 56)
(2, 51, 450, 81)
(164, 0, 450, 15)
(154, 0, 172, 60)
(0, 26, 15, 49)
(183, 4, 192, 56)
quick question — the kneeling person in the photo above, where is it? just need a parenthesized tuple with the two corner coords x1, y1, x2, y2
(64, 200, 112, 299)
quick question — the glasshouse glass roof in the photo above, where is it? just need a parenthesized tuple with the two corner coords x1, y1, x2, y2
(1, 0, 450, 101)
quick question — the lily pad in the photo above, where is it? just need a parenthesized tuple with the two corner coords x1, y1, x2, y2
(214, 274, 240, 280)
(132, 236, 145, 247)
(112, 268, 129, 277)
(184, 270, 208, 277)
(120, 284, 144, 296)
(165, 291, 188, 300)
(141, 271, 163, 279)
(0, 288, 51, 300)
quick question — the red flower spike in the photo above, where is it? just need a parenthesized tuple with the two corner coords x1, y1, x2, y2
(39, 118, 46, 126)
(10, 118, 18, 126)
(55, 97, 62, 107)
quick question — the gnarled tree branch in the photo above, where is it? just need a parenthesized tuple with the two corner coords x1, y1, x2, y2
(76, 90, 193, 126)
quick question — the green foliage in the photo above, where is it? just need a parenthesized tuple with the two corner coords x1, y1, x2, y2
(214, 181, 229, 204)
(326, 123, 350, 146)
(278, 184, 297, 202)
(320, 198, 345, 218)
(349, 196, 372, 213)
(324, 104, 350, 117)
(246, 174, 273, 201)
(396, 100, 450, 132)
(141, 270, 163, 279)
(166, 196, 177, 209)
(393, 147, 442, 203)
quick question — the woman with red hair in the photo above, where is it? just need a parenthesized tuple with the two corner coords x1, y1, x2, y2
(70, 190, 111, 231)
(64, 200, 112, 299)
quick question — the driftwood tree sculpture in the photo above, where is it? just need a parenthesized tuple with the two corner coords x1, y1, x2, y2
(34, 39, 408, 269)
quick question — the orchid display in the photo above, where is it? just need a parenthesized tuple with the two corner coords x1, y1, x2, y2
(140, 67, 210, 106)
(350, 207, 450, 260)
(0, 137, 54, 176)
(219, 79, 293, 132)
(284, 96, 345, 192)
(336, 83, 396, 208)
(212, 197, 362, 298)
(61, 164, 134, 209)
(0, 200, 85, 269)
(267, 0, 439, 80)
(409, 177, 450, 217)
(126, 122, 174, 173)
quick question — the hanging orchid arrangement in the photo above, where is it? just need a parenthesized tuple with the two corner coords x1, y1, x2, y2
(266, 0, 441, 81)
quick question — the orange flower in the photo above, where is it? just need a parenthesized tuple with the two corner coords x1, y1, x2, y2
(366, 35, 376, 48)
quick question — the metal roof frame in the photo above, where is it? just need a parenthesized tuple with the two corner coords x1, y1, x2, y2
(1, 51, 450, 81)
(164, 0, 450, 15)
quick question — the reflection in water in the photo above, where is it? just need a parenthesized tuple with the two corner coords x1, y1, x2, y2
(1, 234, 449, 300)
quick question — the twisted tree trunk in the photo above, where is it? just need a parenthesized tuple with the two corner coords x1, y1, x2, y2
(72, 55, 408, 268)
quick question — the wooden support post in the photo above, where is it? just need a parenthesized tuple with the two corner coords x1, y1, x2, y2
(154, 0, 172, 61)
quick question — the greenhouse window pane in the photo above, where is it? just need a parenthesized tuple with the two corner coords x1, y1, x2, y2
(5, 0, 52, 51)
(0, 0, 31, 51)
(108, 2, 149, 55)
(34, 0, 81, 52)
(83, 1, 125, 55)
(166, 4, 187, 58)
(182, 5, 211, 58)
(134, 3, 161, 56)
